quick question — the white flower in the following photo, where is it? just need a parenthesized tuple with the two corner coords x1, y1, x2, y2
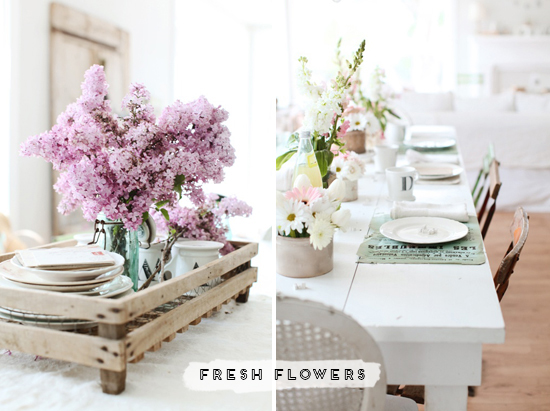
(331, 209, 351, 231)
(276, 199, 311, 236)
(308, 218, 335, 250)
(347, 112, 367, 131)
(365, 111, 381, 133)
(327, 179, 346, 202)
(331, 156, 346, 178)
(293, 174, 312, 190)
(310, 195, 336, 220)
(343, 162, 361, 181)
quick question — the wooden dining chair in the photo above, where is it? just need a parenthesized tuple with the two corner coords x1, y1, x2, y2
(477, 159, 502, 239)
(472, 144, 495, 207)
(494, 207, 529, 302)
(276, 296, 417, 411)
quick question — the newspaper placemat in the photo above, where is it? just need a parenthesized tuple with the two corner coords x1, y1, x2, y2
(356, 214, 486, 265)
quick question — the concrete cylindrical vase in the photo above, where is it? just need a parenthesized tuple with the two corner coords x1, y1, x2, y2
(276, 236, 333, 278)
(342, 178, 358, 202)
(341, 130, 366, 154)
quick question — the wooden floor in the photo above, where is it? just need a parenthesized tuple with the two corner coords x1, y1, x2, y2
(419, 211, 550, 410)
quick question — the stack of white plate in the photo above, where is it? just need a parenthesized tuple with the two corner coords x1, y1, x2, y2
(411, 162, 463, 184)
(0, 252, 133, 330)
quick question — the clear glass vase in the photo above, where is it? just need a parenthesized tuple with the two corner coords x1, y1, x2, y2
(97, 213, 139, 291)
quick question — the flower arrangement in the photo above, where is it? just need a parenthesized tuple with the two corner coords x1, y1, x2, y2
(20, 65, 235, 231)
(276, 178, 350, 250)
(276, 40, 365, 185)
(330, 151, 366, 182)
(152, 194, 252, 256)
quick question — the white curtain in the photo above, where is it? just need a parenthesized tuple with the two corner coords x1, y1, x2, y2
(0, 0, 10, 216)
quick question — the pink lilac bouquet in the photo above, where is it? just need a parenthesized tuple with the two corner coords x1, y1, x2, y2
(20, 65, 235, 230)
(152, 194, 252, 255)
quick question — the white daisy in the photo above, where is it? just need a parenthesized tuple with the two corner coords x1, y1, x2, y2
(347, 112, 367, 131)
(276, 199, 310, 236)
(308, 218, 335, 250)
(331, 156, 346, 178)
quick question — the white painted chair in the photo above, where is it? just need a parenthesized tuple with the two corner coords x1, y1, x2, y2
(276, 296, 418, 411)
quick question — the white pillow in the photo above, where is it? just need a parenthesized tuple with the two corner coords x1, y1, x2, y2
(454, 92, 515, 112)
(515, 92, 550, 113)
(397, 92, 454, 113)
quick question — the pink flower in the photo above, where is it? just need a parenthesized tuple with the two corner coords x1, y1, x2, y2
(285, 186, 323, 206)
(337, 119, 350, 140)
(20, 65, 236, 231)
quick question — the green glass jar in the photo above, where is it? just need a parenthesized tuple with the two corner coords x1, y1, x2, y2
(97, 213, 139, 291)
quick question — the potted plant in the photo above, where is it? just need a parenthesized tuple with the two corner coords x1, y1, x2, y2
(276, 177, 349, 278)
(276, 40, 365, 188)
(330, 151, 366, 202)
(20, 65, 236, 290)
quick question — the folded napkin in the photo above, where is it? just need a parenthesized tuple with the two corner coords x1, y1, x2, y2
(390, 201, 469, 222)
(405, 149, 459, 165)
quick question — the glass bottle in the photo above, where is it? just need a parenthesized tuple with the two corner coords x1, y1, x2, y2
(292, 130, 323, 188)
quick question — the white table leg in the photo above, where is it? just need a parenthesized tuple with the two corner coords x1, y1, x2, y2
(425, 385, 468, 411)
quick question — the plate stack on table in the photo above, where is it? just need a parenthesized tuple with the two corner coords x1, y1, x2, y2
(0, 246, 132, 330)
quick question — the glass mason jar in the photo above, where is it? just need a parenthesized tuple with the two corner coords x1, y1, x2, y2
(97, 213, 139, 291)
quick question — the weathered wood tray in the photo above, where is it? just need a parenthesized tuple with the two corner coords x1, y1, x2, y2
(0, 240, 258, 394)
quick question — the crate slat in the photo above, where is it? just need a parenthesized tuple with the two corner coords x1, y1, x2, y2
(124, 267, 257, 360)
(0, 321, 126, 371)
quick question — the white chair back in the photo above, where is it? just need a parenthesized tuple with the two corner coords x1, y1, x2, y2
(276, 296, 387, 411)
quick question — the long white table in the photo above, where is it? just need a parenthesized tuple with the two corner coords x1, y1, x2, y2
(277, 155, 505, 411)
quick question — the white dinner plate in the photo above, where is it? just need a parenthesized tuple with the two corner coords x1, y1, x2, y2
(11, 252, 124, 282)
(380, 217, 469, 244)
(0, 260, 122, 287)
(405, 138, 456, 150)
(0, 311, 96, 330)
(411, 162, 463, 180)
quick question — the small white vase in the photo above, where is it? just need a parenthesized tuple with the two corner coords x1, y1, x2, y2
(276, 236, 333, 278)
(172, 240, 224, 297)
(342, 178, 358, 202)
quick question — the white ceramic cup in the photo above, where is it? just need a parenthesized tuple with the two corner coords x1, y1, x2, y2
(374, 144, 399, 173)
(172, 240, 224, 277)
(386, 166, 419, 201)
(138, 242, 168, 287)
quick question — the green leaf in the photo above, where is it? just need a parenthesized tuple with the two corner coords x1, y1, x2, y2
(160, 208, 169, 221)
(315, 150, 329, 177)
(387, 108, 401, 119)
(142, 211, 149, 222)
(155, 200, 169, 209)
(173, 174, 185, 198)
(276, 150, 296, 170)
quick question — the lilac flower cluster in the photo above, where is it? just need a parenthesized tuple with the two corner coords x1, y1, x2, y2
(152, 194, 252, 255)
(20, 65, 235, 230)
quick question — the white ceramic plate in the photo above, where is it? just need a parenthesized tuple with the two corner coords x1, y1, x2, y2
(0, 311, 96, 330)
(411, 162, 463, 180)
(380, 217, 469, 244)
(11, 252, 124, 282)
(0, 260, 123, 287)
(406, 138, 456, 150)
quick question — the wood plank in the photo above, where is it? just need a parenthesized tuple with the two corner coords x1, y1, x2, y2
(50, 3, 123, 49)
(124, 268, 257, 360)
(118, 243, 258, 321)
(0, 321, 125, 371)
(98, 323, 126, 394)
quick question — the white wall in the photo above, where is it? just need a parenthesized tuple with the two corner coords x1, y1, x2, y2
(9, 0, 174, 240)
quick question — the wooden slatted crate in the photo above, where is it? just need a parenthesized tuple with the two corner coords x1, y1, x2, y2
(0, 240, 258, 394)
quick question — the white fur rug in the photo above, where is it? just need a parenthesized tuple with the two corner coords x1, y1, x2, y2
(0, 295, 272, 411)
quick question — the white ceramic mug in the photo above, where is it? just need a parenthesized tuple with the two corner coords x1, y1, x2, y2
(386, 166, 418, 201)
(374, 144, 399, 173)
(138, 242, 168, 288)
(172, 240, 224, 277)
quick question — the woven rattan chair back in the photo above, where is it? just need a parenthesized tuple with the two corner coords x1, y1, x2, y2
(494, 207, 529, 301)
(477, 159, 502, 239)
(276, 296, 387, 411)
